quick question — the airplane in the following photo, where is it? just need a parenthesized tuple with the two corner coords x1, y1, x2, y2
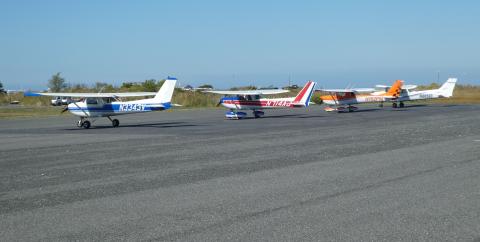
(25, 77, 178, 128)
(206, 81, 317, 119)
(375, 78, 457, 108)
(317, 80, 403, 112)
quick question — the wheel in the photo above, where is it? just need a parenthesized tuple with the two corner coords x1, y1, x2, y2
(112, 119, 120, 127)
(392, 103, 398, 108)
(379, 103, 384, 108)
(82, 120, 91, 129)
(399, 102, 405, 108)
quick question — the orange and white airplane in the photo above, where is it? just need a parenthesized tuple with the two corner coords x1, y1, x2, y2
(317, 80, 403, 112)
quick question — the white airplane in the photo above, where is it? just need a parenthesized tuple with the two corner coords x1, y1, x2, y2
(317, 80, 403, 112)
(206, 81, 316, 119)
(376, 78, 457, 108)
(25, 77, 178, 128)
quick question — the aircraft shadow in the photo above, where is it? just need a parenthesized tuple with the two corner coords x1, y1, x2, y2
(296, 114, 326, 119)
(401, 104, 428, 108)
(243, 114, 306, 119)
(244, 114, 326, 119)
(350, 108, 380, 113)
(437, 104, 459, 107)
(65, 121, 199, 130)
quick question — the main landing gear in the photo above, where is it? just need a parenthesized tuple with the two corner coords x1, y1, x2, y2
(107, 116, 120, 128)
(76, 117, 120, 129)
(392, 102, 405, 108)
(347, 106, 358, 112)
(253, 110, 265, 118)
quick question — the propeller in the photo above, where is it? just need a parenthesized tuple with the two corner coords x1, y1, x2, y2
(61, 105, 69, 113)
(216, 96, 225, 107)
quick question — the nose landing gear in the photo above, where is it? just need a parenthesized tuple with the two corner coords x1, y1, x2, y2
(77, 118, 91, 129)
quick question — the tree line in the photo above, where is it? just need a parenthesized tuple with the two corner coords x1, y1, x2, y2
(47, 72, 174, 93)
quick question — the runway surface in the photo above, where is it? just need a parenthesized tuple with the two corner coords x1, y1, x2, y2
(1, 104, 480, 241)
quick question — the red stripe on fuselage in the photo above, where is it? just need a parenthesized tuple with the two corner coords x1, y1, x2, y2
(223, 100, 293, 107)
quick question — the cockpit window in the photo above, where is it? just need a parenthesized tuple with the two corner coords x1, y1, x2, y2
(86, 98, 98, 104)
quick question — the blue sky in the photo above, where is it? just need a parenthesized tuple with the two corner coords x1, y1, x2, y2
(1, 0, 479, 90)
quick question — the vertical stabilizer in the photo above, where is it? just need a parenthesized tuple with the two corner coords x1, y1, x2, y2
(438, 78, 457, 97)
(386, 80, 403, 97)
(154, 76, 177, 103)
(293, 81, 317, 107)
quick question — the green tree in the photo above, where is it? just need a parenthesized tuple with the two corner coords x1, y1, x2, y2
(142, 79, 158, 92)
(311, 93, 323, 104)
(121, 82, 134, 89)
(69, 83, 89, 92)
(0, 81, 5, 94)
(48, 72, 67, 92)
(230, 85, 257, 91)
(198, 84, 213, 89)
(94, 82, 114, 92)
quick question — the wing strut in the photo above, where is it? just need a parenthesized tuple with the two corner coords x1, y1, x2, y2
(73, 102, 89, 117)
(329, 92, 340, 111)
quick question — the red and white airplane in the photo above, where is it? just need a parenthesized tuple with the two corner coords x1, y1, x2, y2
(207, 81, 317, 119)
(317, 80, 403, 112)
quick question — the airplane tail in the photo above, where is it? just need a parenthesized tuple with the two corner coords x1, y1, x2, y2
(438, 78, 457, 97)
(154, 76, 177, 103)
(292, 81, 316, 107)
(385, 80, 403, 97)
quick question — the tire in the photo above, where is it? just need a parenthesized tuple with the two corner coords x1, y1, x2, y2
(82, 120, 91, 129)
(112, 119, 120, 127)
(392, 103, 398, 108)
(399, 102, 405, 108)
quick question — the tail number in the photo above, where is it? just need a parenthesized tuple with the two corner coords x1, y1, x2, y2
(119, 104, 145, 112)
(266, 100, 292, 107)
(420, 93, 433, 99)
(364, 97, 384, 102)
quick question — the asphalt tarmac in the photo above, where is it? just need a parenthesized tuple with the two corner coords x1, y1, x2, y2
(1, 104, 480, 241)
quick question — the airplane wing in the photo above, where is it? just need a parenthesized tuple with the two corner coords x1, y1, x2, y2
(205, 89, 289, 95)
(316, 88, 375, 93)
(24, 92, 158, 98)
(403, 85, 417, 90)
(376, 84, 417, 90)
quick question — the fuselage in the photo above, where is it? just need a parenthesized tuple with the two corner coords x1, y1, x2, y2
(67, 97, 171, 117)
(321, 93, 392, 106)
(395, 89, 446, 102)
(220, 96, 302, 110)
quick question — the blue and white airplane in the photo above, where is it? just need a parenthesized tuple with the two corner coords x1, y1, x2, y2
(26, 77, 178, 128)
